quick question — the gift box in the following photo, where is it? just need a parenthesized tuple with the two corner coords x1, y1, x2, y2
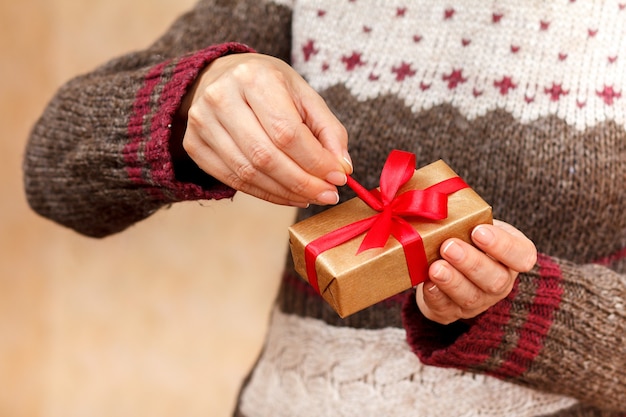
(288, 151, 493, 318)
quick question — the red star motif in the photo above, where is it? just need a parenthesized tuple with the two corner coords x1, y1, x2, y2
(317, 10, 326, 17)
(540, 20, 550, 31)
(558, 53, 568, 61)
(588, 28, 598, 37)
(442, 69, 467, 89)
(341, 52, 366, 71)
(494, 76, 517, 95)
(597, 85, 622, 105)
(363, 26, 372, 33)
(473, 88, 483, 97)
(396, 7, 407, 17)
(302, 40, 319, 62)
(444, 8, 455, 20)
(368, 73, 380, 81)
(413, 34, 423, 43)
(420, 82, 431, 91)
(492, 13, 503, 23)
(511, 45, 521, 53)
(608, 56, 618, 64)
(525, 95, 535, 103)
(462, 38, 471, 47)
(392, 62, 416, 81)
(576, 100, 587, 108)
(544, 83, 569, 101)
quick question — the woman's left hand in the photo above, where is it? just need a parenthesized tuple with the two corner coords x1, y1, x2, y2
(415, 219, 537, 325)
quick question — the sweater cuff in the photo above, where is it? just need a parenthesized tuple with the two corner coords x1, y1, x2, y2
(125, 42, 255, 203)
(402, 253, 562, 377)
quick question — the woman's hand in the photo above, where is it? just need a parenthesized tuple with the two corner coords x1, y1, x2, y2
(178, 53, 352, 207)
(416, 220, 537, 325)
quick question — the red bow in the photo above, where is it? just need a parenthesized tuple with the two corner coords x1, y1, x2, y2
(305, 150, 468, 294)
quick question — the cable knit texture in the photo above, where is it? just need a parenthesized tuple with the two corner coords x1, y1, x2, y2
(23, 0, 626, 416)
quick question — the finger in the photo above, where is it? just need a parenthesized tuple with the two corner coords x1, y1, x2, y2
(244, 73, 350, 181)
(213, 100, 341, 205)
(185, 111, 313, 206)
(186, 136, 309, 207)
(428, 257, 492, 314)
(439, 239, 515, 298)
(415, 281, 459, 325)
(471, 221, 537, 272)
(292, 82, 353, 174)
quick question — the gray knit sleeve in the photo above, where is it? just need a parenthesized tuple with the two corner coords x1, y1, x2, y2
(23, 0, 293, 237)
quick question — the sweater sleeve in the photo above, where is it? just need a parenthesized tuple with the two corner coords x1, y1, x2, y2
(23, 0, 293, 238)
(402, 252, 626, 412)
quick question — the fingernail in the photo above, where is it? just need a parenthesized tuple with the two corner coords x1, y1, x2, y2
(442, 240, 464, 262)
(326, 170, 347, 186)
(472, 225, 495, 246)
(343, 150, 353, 174)
(427, 283, 440, 293)
(431, 263, 450, 283)
(315, 190, 340, 205)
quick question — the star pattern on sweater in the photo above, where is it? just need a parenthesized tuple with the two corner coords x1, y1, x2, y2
(597, 86, 622, 105)
(494, 76, 517, 95)
(302, 40, 319, 62)
(544, 83, 569, 101)
(341, 52, 366, 71)
(392, 62, 416, 81)
(442, 69, 467, 89)
(295, 0, 626, 128)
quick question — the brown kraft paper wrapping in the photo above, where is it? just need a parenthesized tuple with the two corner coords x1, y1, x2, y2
(289, 159, 493, 318)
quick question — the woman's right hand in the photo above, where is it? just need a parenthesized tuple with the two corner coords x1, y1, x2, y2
(178, 53, 352, 207)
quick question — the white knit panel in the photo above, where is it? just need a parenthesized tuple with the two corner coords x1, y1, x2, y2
(291, 0, 626, 130)
(239, 309, 577, 417)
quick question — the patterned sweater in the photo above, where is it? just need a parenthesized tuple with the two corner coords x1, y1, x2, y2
(24, 1, 626, 416)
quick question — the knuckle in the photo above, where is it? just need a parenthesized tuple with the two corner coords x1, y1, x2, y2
(226, 171, 245, 191)
(234, 161, 259, 183)
(271, 119, 299, 149)
(231, 61, 257, 85)
(486, 271, 513, 295)
(186, 106, 204, 130)
(182, 136, 199, 159)
(460, 291, 482, 310)
(248, 143, 273, 170)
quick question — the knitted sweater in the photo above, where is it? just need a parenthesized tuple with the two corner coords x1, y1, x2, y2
(24, 1, 626, 416)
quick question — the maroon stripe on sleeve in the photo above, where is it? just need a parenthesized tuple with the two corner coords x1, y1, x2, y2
(402, 280, 518, 370)
(488, 253, 563, 379)
(125, 61, 169, 186)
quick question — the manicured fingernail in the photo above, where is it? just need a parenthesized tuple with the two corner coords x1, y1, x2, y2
(427, 283, 440, 293)
(442, 240, 464, 262)
(431, 263, 450, 283)
(315, 190, 340, 205)
(472, 225, 495, 246)
(326, 170, 347, 186)
(343, 150, 353, 174)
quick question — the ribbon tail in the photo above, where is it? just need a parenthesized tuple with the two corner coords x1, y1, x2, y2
(357, 210, 393, 253)
(391, 217, 429, 286)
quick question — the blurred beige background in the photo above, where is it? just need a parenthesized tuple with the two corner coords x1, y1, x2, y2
(0, 1, 295, 416)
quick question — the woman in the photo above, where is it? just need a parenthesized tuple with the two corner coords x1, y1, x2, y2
(24, 1, 625, 415)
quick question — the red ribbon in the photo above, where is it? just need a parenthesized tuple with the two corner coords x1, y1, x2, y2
(304, 150, 469, 294)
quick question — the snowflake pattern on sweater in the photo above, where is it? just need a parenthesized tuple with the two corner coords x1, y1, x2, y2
(291, 0, 625, 130)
